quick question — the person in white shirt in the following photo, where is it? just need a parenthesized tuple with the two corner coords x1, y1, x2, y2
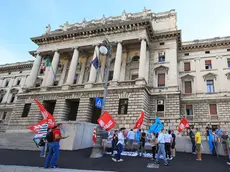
(112, 127, 126, 162)
(164, 130, 173, 160)
(155, 129, 169, 166)
(127, 129, 135, 151)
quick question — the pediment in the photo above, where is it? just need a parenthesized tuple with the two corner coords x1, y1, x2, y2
(203, 72, 217, 80)
(181, 74, 195, 81)
(154, 65, 169, 71)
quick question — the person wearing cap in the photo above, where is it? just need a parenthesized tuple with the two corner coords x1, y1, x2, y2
(112, 127, 126, 162)
(44, 123, 69, 168)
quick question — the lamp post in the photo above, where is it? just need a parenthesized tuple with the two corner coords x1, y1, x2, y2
(90, 39, 113, 158)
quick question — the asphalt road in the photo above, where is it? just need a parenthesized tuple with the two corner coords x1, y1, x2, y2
(0, 148, 229, 172)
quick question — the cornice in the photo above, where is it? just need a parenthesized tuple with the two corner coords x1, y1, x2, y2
(31, 19, 154, 45)
(0, 62, 33, 72)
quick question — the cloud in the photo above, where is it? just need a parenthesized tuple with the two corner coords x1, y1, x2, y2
(0, 46, 33, 65)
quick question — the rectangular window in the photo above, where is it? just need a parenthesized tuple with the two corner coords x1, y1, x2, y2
(131, 74, 138, 80)
(21, 103, 31, 117)
(184, 53, 189, 56)
(158, 52, 165, 62)
(118, 99, 128, 114)
(5, 80, 9, 87)
(209, 104, 217, 115)
(108, 71, 113, 81)
(205, 51, 210, 54)
(184, 81, 192, 94)
(2, 112, 7, 120)
(207, 80, 215, 93)
(157, 100, 164, 112)
(186, 105, 193, 115)
(73, 75, 78, 84)
(205, 60, 212, 69)
(159, 42, 165, 45)
(184, 62, 191, 71)
(227, 58, 230, 68)
(158, 73, 165, 87)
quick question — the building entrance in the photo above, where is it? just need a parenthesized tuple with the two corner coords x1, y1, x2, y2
(66, 99, 79, 121)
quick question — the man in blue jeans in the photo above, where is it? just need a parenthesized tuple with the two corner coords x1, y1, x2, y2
(112, 127, 126, 162)
(44, 124, 69, 168)
(155, 128, 169, 166)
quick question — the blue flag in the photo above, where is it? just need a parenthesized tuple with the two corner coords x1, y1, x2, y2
(208, 130, 214, 152)
(135, 130, 141, 143)
(149, 116, 163, 134)
(91, 56, 99, 69)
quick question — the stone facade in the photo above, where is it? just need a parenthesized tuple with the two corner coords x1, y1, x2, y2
(0, 61, 33, 131)
(4, 9, 230, 135)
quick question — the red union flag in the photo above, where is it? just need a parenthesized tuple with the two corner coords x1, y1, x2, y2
(97, 111, 116, 131)
(133, 110, 144, 129)
(28, 119, 48, 134)
(178, 117, 190, 133)
(34, 98, 55, 128)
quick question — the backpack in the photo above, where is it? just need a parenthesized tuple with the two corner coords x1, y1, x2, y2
(46, 128, 54, 142)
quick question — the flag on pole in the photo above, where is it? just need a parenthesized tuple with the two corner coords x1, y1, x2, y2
(92, 127, 97, 145)
(177, 117, 190, 134)
(133, 110, 144, 129)
(97, 111, 116, 131)
(91, 56, 99, 69)
(45, 58, 51, 67)
(28, 119, 48, 134)
(148, 116, 163, 134)
(34, 98, 55, 128)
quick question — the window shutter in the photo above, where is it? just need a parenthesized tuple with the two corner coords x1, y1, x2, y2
(184, 62, 191, 71)
(210, 104, 217, 115)
(185, 81, 192, 93)
(158, 73, 165, 85)
(205, 60, 211, 65)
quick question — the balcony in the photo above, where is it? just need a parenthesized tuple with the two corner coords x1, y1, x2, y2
(181, 92, 230, 101)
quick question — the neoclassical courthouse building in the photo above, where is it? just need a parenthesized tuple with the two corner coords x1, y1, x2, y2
(1, 9, 230, 134)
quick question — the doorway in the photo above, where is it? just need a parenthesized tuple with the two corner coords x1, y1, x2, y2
(43, 100, 56, 115)
(66, 99, 79, 121)
(90, 98, 102, 124)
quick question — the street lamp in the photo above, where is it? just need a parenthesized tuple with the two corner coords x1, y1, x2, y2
(90, 39, 113, 158)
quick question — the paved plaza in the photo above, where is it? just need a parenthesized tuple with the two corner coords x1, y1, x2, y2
(0, 148, 228, 172)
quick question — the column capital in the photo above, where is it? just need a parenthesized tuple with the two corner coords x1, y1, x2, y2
(115, 40, 123, 44)
(72, 46, 79, 50)
(34, 51, 40, 55)
(52, 49, 59, 53)
(139, 37, 147, 42)
(92, 43, 100, 47)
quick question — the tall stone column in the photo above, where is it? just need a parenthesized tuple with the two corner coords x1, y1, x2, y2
(138, 39, 147, 79)
(26, 53, 42, 88)
(66, 48, 79, 85)
(120, 51, 128, 81)
(88, 46, 99, 83)
(97, 56, 106, 82)
(113, 42, 122, 81)
(45, 51, 60, 86)
(58, 60, 69, 86)
(78, 57, 87, 84)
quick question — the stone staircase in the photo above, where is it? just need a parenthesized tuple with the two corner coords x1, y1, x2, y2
(0, 132, 40, 150)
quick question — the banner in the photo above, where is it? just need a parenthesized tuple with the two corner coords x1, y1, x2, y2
(178, 117, 190, 133)
(28, 119, 48, 134)
(34, 98, 55, 128)
(97, 111, 116, 131)
(133, 110, 144, 129)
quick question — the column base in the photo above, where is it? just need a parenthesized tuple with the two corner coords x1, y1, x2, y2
(62, 85, 71, 90)
(135, 78, 147, 85)
(110, 81, 118, 87)
(84, 82, 93, 88)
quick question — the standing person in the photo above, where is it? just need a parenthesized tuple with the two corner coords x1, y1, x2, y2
(112, 127, 126, 162)
(189, 127, 196, 154)
(195, 128, 202, 161)
(221, 131, 228, 158)
(226, 136, 230, 165)
(138, 129, 146, 157)
(212, 129, 218, 156)
(205, 124, 211, 140)
(127, 129, 135, 151)
(150, 132, 157, 160)
(164, 130, 172, 160)
(111, 130, 118, 156)
(171, 130, 176, 157)
(155, 129, 169, 166)
(215, 125, 223, 142)
(44, 124, 69, 169)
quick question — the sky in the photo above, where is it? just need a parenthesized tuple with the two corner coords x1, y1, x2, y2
(0, 0, 230, 65)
